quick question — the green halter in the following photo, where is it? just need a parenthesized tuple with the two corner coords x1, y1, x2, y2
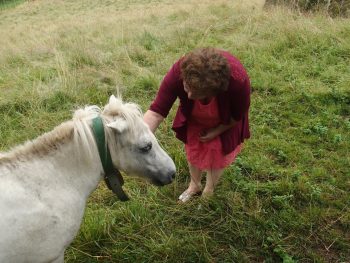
(91, 116, 129, 201)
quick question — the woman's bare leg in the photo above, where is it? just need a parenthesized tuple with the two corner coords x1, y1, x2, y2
(187, 163, 202, 192)
(203, 168, 224, 196)
(178, 163, 202, 202)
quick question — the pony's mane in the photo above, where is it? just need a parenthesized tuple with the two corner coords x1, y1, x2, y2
(102, 97, 143, 135)
(0, 97, 142, 165)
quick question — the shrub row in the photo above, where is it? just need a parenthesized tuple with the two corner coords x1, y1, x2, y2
(266, 0, 350, 17)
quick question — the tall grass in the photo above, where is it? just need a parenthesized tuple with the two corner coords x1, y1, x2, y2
(0, 0, 349, 262)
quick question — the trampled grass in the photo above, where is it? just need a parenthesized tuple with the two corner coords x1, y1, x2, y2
(0, 0, 349, 262)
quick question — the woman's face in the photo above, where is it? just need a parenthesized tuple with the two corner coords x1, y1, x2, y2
(183, 81, 209, 100)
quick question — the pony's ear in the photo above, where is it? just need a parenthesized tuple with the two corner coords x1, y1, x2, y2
(109, 95, 117, 105)
(107, 117, 128, 133)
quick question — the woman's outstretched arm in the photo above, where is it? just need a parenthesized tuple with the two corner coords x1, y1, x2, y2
(143, 110, 165, 133)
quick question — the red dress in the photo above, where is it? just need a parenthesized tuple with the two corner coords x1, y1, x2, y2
(185, 97, 242, 171)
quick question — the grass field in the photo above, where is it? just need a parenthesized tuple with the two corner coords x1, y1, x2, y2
(0, 0, 349, 262)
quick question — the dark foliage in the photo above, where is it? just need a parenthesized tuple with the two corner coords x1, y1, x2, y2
(266, 0, 350, 17)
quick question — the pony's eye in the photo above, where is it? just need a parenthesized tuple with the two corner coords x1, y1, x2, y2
(139, 142, 152, 153)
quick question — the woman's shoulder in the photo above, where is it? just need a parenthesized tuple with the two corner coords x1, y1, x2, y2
(159, 58, 187, 100)
(165, 57, 183, 83)
(219, 50, 249, 82)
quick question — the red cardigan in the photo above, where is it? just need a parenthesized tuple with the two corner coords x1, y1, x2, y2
(150, 51, 251, 155)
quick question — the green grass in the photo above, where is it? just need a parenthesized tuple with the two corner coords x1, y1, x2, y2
(0, 0, 349, 262)
(0, 0, 24, 10)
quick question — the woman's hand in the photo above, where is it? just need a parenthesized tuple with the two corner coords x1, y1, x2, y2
(199, 128, 220, 142)
(143, 110, 164, 133)
(199, 119, 238, 143)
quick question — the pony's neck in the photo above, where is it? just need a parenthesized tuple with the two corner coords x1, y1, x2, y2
(0, 113, 105, 198)
(42, 116, 104, 197)
(46, 139, 103, 198)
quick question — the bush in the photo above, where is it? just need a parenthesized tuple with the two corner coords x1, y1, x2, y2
(0, 0, 25, 9)
(265, 0, 350, 17)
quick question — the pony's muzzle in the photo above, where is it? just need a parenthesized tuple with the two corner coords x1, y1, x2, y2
(151, 172, 175, 186)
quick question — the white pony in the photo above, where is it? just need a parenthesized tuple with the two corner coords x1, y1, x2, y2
(0, 95, 176, 263)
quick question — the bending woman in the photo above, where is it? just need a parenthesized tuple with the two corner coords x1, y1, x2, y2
(144, 47, 251, 202)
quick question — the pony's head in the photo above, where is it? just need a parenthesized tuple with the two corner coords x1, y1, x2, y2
(102, 95, 176, 186)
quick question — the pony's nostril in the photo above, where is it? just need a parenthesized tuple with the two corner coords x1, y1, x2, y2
(171, 173, 176, 179)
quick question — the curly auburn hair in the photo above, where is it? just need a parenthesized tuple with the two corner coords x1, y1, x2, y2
(180, 48, 231, 97)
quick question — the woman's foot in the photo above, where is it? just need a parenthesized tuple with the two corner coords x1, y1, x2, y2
(178, 186, 201, 202)
(201, 189, 214, 199)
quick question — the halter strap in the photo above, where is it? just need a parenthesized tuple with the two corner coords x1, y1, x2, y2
(91, 116, 129, 201)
